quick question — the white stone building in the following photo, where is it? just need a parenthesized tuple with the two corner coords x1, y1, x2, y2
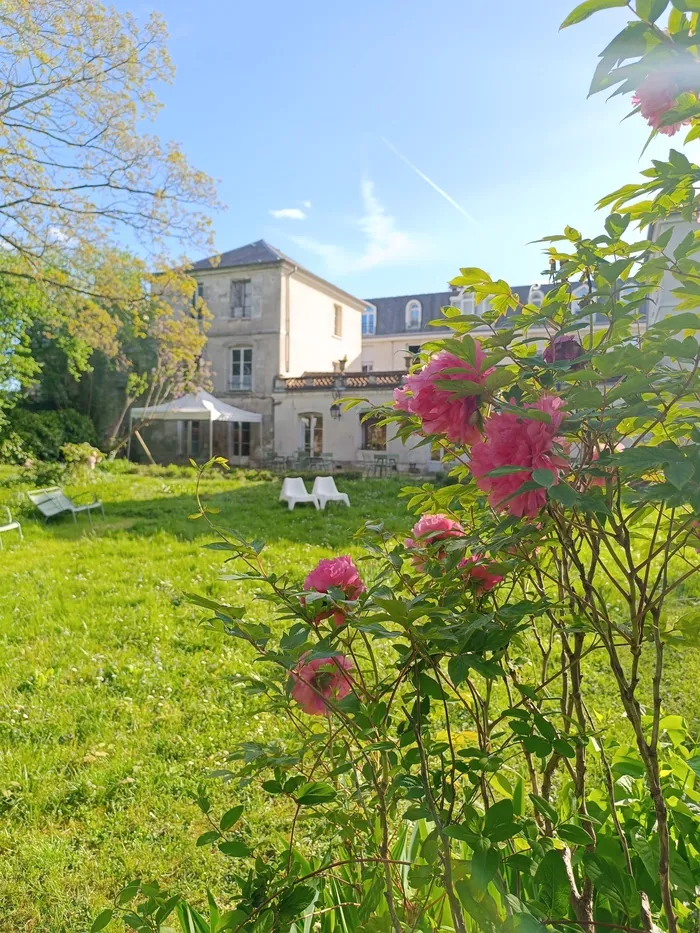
(146, 225, 690, 470)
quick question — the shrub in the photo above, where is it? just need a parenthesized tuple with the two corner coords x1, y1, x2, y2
(3, 407, 98, 461)
(0, 430, 31, 465)
(26, 460, 66, 488)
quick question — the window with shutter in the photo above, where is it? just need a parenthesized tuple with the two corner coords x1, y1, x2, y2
(230, 280, 252, 318)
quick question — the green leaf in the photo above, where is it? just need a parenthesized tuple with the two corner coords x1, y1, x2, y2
(513, 777, 525, 817)
(278, 885, 316, 918)
(548, 482, 581, 507)
(672, 0, 700, 11)
(196, 830, 220, 847)
(558, 822, 595, 846)
(218, 840, 252, 858)
(535, 850, 571, 917)
(484, 368, 516, 392)
(295, 781, 337, 806)
(665, 459, 694, 489)
(522, 735, 553, 757)
(220, 805, 244, 832)
(117, 882, 141, 907)
(91, 910, 114, 932)
(484, 799, 519, 841)
(561, 0, 629, 29)
(552, 738, 577, 758)
(472, 845, 500, 888)
(532, 468, 557, 488)
(529, 794, 559, 825)
(448, 654, 472, 686)
(687, 755, 700, 779)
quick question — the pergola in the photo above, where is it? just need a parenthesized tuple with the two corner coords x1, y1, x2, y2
(128, 389, 262, 462)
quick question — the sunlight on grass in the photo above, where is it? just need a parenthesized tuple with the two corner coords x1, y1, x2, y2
(0, 468, 406, 928)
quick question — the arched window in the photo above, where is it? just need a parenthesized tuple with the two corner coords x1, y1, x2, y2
(571, 283, 589, 314)
(405, 299, 422, 330)
(452, 289, 475, 315)
(528, 284, 545, 308)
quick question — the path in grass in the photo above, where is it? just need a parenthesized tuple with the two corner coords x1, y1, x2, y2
(0, 470, 407, 929)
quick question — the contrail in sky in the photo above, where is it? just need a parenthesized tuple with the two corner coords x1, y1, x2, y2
(381, 136, 478, 224)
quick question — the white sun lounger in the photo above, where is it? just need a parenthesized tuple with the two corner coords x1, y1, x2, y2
(0, 506, 22, 548)
(312, 476, 350, 510)
(279, 477, 319, 511)
(28, 486, 105, 523)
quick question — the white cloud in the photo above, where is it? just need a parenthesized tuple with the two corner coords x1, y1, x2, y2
(289, 180, 422, 276)
(269, 208, 306, 220)
(302, 200, 312, 209)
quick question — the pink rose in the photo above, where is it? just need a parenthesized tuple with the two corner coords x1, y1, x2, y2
(459, 555, 504, 594)
(469, 396, 568, 519)
(290, 654, 354, 716)
(394, 346, 494, 445)
(405, 513, 465, 570)
(633, 73, 690, 136)
(405, 513, 464, 549)
(303, 556, 365, 626)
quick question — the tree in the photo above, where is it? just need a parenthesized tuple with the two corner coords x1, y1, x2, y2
(0, 0, 219, 298)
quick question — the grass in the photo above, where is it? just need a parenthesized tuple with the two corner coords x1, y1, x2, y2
(0, 465, 698, 930)
(0, 466, 407, 930)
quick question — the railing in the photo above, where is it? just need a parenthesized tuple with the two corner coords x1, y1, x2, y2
(274, 371, 406, 392)
(229, 379, 252, 391)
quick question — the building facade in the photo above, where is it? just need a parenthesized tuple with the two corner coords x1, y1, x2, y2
(144, 224, 690, 469)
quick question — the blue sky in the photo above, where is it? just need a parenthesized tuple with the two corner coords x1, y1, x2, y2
(140, 0, 690, 299)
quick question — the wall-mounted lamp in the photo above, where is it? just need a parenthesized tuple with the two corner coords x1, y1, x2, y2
(330, 402, 342, 420)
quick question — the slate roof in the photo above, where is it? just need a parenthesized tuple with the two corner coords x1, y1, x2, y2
(366, 283, 557, 336)
(189, 239, 293, 272)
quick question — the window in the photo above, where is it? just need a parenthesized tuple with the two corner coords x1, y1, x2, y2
(405, 299, 422, 330)
(362, 306, 376, 336)
(528, 284, 545, 308)
(334, 304, 343, 337)
(452, 289, 475, 315)
(362, 362, 374, 373)
(230, 279, 252, 318)
(192, 282, 206, 319)
(361, 413, 386, 451)
(232, 422, 251, 458)
(231, 347, 253, 391)
(190, 420, 200, 456)
(299, 414, 323, 455)
(404, 343, 421, 368)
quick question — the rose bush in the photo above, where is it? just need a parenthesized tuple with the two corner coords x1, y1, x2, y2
(96, 3, 700, 931)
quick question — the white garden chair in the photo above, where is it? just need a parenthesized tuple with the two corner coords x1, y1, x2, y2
(0, 506, 22, 548)
(279, 477, 319, 511)
(27, 486, 104, 524)
(312, 476, 350, 510)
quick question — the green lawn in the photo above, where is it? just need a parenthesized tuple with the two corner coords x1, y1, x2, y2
(0, 467, 698, 930)
(0, 467, 407, 930)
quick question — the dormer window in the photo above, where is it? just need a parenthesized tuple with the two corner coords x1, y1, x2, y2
(362, 305, 376, 336)
(452, 289, 475, 315)
(528, 284, 545, 308)
(405, 299, 422, 330)
(571, 283, 589, 314)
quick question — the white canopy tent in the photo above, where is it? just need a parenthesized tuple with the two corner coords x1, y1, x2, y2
(128, 390, 262, 462)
